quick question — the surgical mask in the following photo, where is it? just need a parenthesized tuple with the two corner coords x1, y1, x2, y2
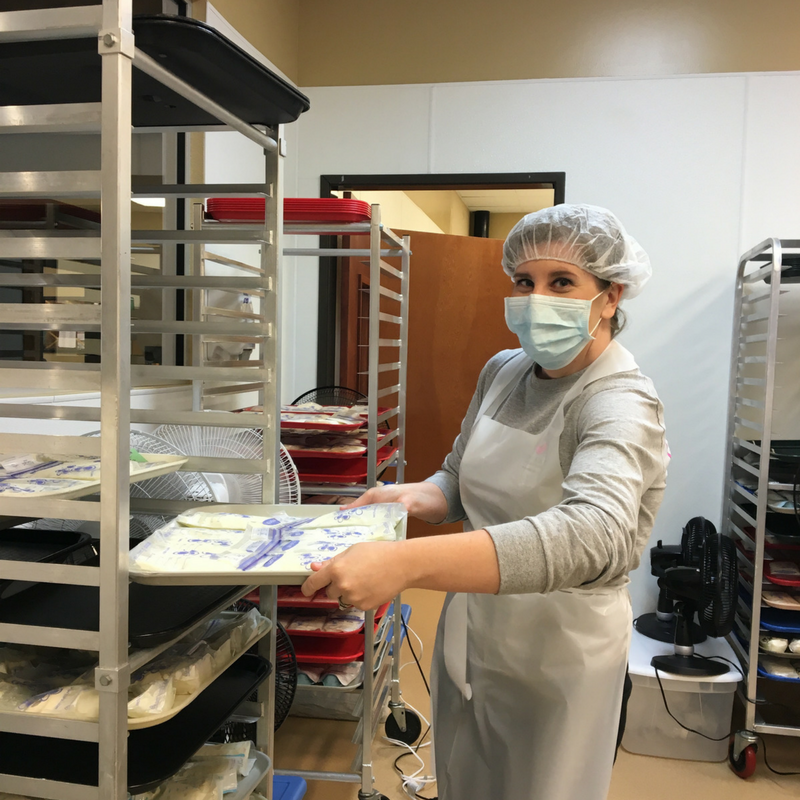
(504, 291, 605, 370)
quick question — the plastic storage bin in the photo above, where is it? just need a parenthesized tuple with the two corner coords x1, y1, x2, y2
(622, 628, 740, 762)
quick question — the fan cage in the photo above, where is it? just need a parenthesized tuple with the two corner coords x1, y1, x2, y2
(212, 599, 297, 739)
(700, 533, 737, 637)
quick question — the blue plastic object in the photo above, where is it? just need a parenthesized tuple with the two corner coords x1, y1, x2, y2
(385, 603, 413, 656)
(759, 607, 800, 634)
(757, 664, 800, 684)
(273, 774, 307, 800)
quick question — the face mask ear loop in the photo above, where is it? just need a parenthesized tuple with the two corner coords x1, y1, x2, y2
(589, 290, 608, 338)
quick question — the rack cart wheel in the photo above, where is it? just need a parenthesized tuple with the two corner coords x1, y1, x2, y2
(385, 705, 422, 745)
(729, 732, 758, 779)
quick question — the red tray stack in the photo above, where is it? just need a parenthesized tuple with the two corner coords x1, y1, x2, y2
(206, 197, 372, 224)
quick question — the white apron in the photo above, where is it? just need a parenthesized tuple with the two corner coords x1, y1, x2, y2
(431, 341, 636, 800)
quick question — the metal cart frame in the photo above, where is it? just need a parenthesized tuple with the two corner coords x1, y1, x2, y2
(0, 2, 286, 797)
(723, 237, 800, 770)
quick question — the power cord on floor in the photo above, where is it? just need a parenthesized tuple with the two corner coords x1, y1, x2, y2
(654, 655, 800, 776)
(387, 617, 437, 798)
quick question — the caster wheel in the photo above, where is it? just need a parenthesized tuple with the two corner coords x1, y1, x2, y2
(385, 708, 422, 745)
(728, 737, 757, 778)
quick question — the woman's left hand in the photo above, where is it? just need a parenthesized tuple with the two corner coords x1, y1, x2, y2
(301, 541, 408, 610)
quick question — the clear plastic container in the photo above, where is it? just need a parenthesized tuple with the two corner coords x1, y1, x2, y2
(621, 629, 740, 762)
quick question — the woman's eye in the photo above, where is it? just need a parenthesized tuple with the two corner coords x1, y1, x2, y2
(515, 278, 533, 289)
(553, 278, 573, 289)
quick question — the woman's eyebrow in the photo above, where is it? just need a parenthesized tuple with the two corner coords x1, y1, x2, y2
(548, 269, 579, 280)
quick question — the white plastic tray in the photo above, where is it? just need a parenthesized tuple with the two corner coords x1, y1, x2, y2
(0, 616, 271, 730)
(229, 749, 270, 799)
(0, 454, 188, 499)
(129, 503, 407, 586)
(128, 617, 273, 730)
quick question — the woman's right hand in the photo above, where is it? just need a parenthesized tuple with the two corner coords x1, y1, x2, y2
(341, 481, 448, 524)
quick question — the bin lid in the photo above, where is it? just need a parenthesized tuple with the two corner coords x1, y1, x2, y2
(628, 628, 741, 689)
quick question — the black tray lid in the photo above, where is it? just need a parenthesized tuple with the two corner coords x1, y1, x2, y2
(0, 14, 309, 127)
(0, 654, 271, 793)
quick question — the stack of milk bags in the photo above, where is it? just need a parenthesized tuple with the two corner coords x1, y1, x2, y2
(0, 609, 267, 722)
(129, 504, 406, 575)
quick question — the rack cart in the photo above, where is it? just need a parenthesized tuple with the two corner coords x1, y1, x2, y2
(723, 238, 800, 777)
(203, 200, 417, 797)
(0, 2, 307, 797)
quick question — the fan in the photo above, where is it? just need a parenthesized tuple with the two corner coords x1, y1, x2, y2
(291, 385, 367, 407)
(127, 430, 216, 538)
(211, 598, 297, 737)
(636, 517, 711, 644)
(154, 425, 301, 506)
(650, 525, 738, 677)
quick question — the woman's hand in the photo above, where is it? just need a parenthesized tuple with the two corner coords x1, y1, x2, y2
(301, 541, 408, 610)
(300, 531, 501, 610)
(341, 481, 448, 524)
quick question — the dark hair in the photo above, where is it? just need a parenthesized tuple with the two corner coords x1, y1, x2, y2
(596, 278, 626, 338)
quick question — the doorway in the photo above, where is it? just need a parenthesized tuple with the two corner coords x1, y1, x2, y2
(315, 172, 565, 537)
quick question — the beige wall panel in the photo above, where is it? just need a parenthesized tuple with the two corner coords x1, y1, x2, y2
(489, 212, 527, 241)
(298, 0, 800, 86)
(197, 0, 300, 82)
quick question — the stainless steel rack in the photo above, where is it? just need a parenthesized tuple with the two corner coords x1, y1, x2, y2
(0, 2, 287, 797)
(722, 238, 800, 770)
(284, 209, 411, 495)
(200, 206, 414, 798)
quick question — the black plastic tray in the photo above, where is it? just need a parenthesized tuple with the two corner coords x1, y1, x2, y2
(0, 14, 309, 128)
(0, 529, 93, 600)
(0, 654, 271, 794)
(0, 569, 248, 647)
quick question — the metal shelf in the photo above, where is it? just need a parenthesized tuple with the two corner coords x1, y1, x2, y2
(0, 2, 286, 797)
(722, 237, 800, 753)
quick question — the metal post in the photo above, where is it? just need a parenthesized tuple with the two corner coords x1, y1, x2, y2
(367, 207, 381, 488)
(258, 585, 279, 800)
(257, 127, 282, 800)
(360, 608, 376, 798)
(396, 235, 411, 485)
(160, 131, 178, 368)
(191, 202, 204, 410)
(96, 2, 133, 798)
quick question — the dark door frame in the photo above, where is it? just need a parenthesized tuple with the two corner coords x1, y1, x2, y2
(315, 171, 566, 386)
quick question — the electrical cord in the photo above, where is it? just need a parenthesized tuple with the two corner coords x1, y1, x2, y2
(654, 655, 800, 776)
(793, 460, 800, 531)
(386, 617, 437, 797)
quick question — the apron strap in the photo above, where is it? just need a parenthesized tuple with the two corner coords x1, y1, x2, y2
(473, 350, 532, 430)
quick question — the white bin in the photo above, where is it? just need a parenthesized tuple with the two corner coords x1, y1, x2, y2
(622, 628, 741, 762)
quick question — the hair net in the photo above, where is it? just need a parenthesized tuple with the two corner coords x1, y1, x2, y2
(501, 204, 651, 299)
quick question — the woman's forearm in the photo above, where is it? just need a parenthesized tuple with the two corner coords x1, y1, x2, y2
(302, 529, 501, 609)
(400, 530, 500, 594)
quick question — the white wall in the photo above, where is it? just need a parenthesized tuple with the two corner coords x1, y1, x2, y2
(268, 71, 800, 615)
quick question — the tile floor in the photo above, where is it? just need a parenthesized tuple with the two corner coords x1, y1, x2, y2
(274, 590, 800, 800)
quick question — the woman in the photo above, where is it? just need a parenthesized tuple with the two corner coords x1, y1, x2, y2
(302, 204, 669, 800)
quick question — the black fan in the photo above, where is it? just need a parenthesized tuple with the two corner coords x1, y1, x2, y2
(212, 599, 297, 741)
(636, 516, 711, 644)
(650, 527, 737, 677)
(291, 385, 367, 407)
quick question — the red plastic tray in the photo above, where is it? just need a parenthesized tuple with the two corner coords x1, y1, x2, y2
(742, 526, 800, 551)
(281, 417, 366, 433)
(284, 446, 366, 460)
(285, 198, 371, 223)
(206, 198, 372, 224)
(277, 586, 339, 609)
(296, 445, 398, 483)
(293, 634, 365, 664)
(765, 561, 800, 587)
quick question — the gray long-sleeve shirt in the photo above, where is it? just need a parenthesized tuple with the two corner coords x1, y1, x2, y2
(425, 348, 669, 595)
